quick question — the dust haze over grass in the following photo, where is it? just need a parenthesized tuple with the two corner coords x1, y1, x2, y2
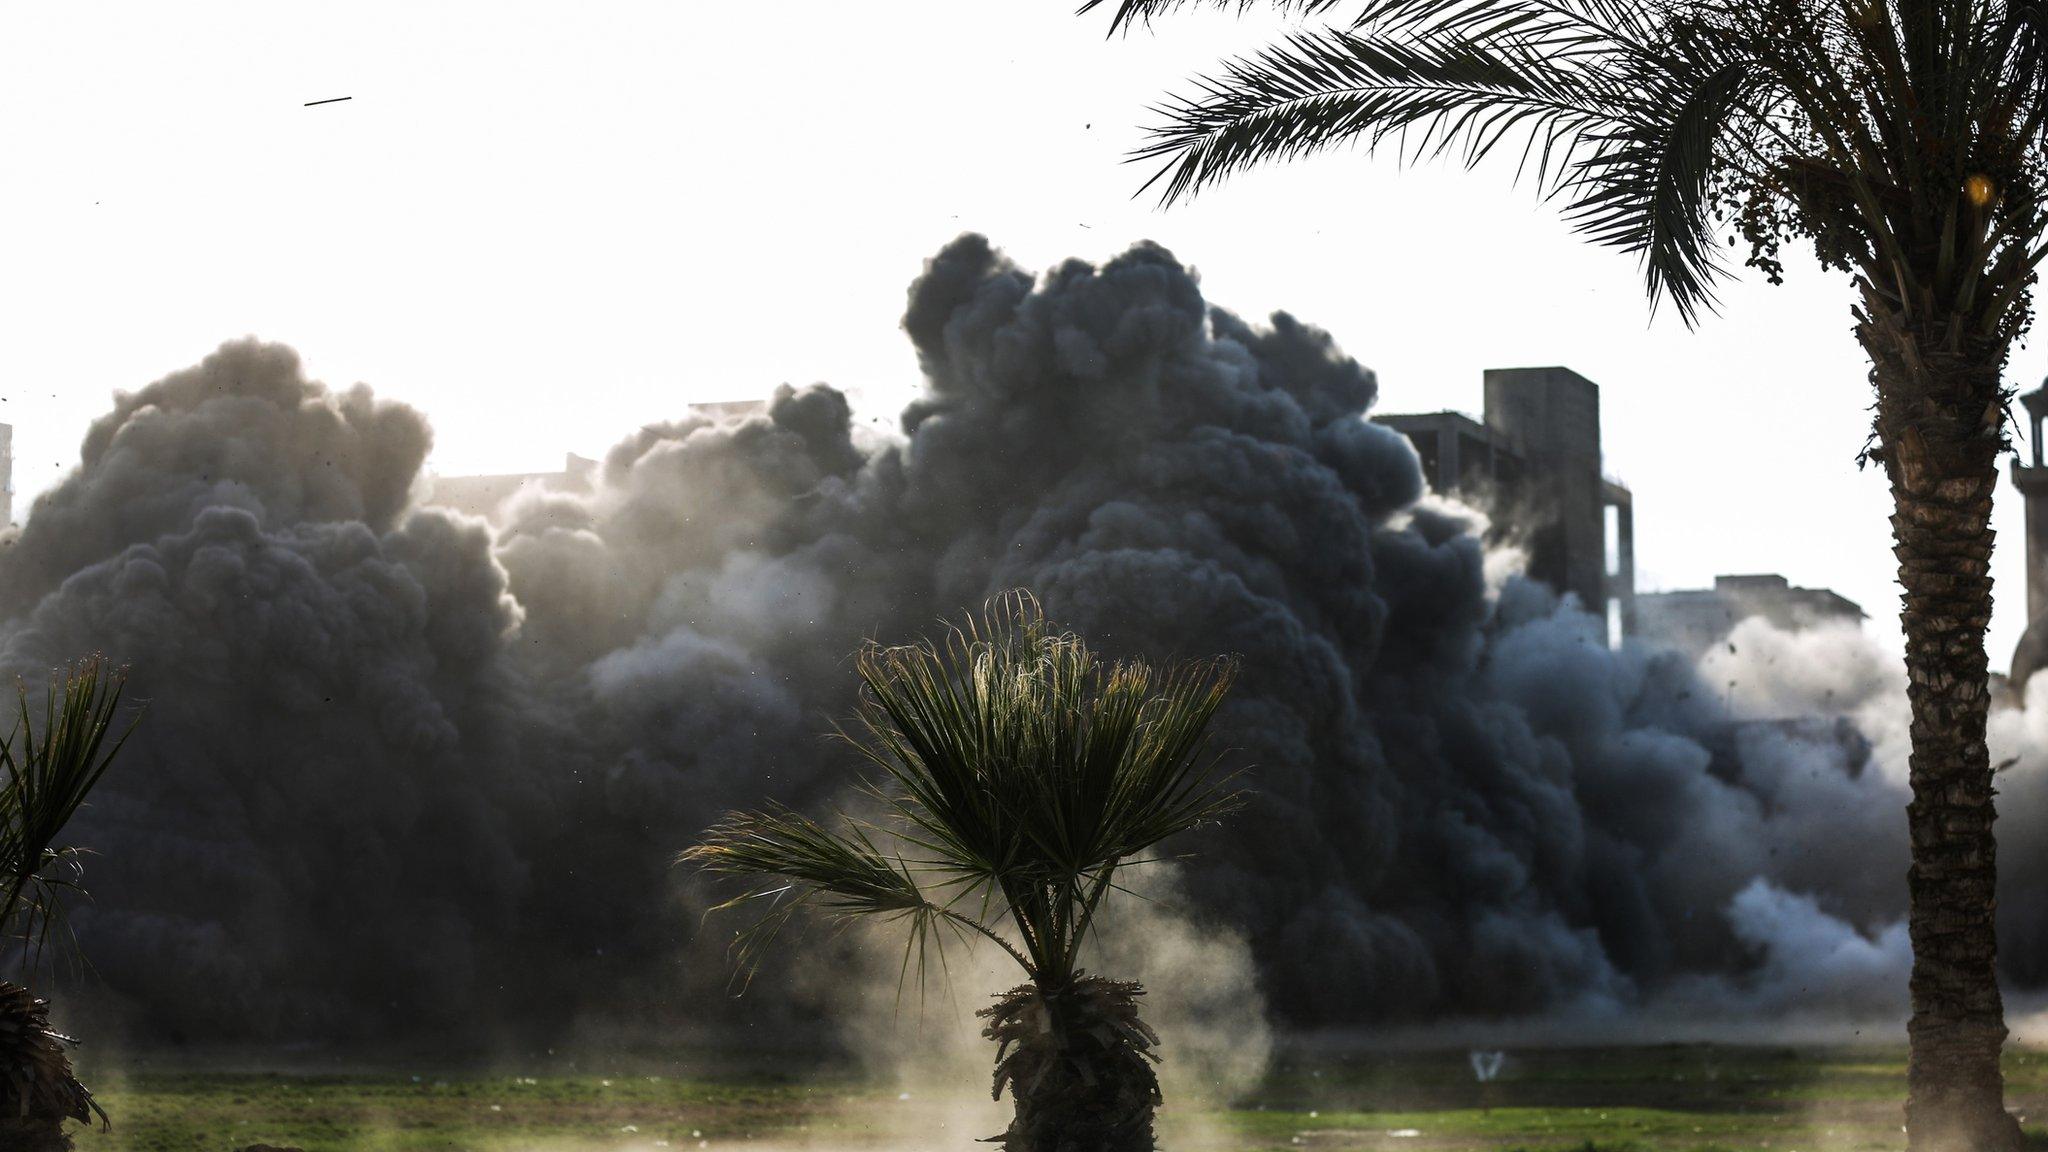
(788, 864, 1272, 1150)
(72, 1043, 2048, 1151)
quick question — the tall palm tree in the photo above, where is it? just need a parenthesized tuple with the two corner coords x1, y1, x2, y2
(0, 658, 140, 1152)
(1078, 0, 2048, 1147)
(684, 593, 1241, 1152)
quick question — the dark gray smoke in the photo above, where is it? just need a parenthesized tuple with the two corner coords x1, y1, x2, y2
(3, 235, 2032, 1047)
(0, 345, 536, 1039)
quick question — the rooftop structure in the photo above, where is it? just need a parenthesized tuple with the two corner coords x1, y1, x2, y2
(1378, 367, 1635, 638)
(425, 453, 597, 524)
(689, 399, 769, 420)
(2008, 384, 2048, 689)
(1633, 574, 1866, 657)
(422, 401, 769, 525)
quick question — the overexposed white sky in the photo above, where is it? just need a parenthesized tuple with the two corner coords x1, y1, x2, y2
(2, 2, 2035, 665)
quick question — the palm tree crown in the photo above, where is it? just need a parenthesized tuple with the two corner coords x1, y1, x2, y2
(0, 657, 142, 1149)
(685, 591, 1242, 991)
(1091, 0, 2048, 332)
(0, 657, 138, 973)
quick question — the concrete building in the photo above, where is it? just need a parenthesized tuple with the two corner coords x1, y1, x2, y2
(1633, 574, 1866, 657)
(425, 453, 597, 523)
(689, 399, 768, 420)
(423, 401, 768, 525)
(1379, 366, 1635, 636)
(2008, 384, 2048, 689)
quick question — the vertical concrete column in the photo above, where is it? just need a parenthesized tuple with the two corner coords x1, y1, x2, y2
(1484, 367, 1606, 613)
(1604, 482, 1636, 641)
(2022, 388, 2048, 627)
(2018, 461, 2048, 627)
(2008, 385, 2048, 688)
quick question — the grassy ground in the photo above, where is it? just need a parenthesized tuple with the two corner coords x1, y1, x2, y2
(67, 1044, 2048, 1152)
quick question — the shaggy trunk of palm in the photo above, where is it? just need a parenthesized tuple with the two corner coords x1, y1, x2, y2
(0, 982, 102, 1152)
(980, 974, 1162, 1152)
(1863, 297, 2025, 1152)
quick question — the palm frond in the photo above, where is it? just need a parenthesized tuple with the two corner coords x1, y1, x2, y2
(1126, 0, 1767, 323)
(844, 591, 1242, 984)
(1561, 62, 1749, 322)
(1131, 26, 1616, 205)
(0, 657, 141, 975)
(685, 591, 1244, 992)
(1078, 0, 1345, 36)
(681, 805, 1027, 988)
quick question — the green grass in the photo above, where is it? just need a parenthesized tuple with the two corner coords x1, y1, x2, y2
(62, 1044, 2048, 1151)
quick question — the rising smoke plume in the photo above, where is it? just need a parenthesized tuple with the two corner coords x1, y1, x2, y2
(5, 234, 2042, 1048)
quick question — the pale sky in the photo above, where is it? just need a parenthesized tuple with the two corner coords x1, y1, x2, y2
(3, 1, 2035, 666)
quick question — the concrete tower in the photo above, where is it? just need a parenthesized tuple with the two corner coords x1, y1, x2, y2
(1482, 366, 1622, 619)
(1378, 366, 1635, 638)
(2009, 385, 2048, 690)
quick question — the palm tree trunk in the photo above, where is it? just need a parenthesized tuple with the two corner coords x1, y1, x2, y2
(980, 975, 1162, 1152)
(1861, 299, 2024, 1152)
(0, 1117, 72, 1152)
(0, 983, 102, 1152)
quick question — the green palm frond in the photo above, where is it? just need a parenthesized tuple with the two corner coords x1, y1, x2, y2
(1136, 29, 1594, 195)
(682, 804, 1023, 989)
(1560, 61, 1750, 322)
(1078, 0, 1345, 36)
(1105, 0, 2048, 329)
(845, 592, 1241, 982)
(0, 658, 141, 974)
(684, 591, 1243, 993)
(1124, 0, 1756, 322)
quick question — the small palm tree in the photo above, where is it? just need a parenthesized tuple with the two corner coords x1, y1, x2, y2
(684, 593, 1242, 1152)
(0, 658, 140, 1152)
(1082, 1, 2048, 1147)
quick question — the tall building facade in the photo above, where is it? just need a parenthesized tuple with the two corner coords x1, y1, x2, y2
(1632, 574, 1865, 656)
(1379, 366, 1636, 637)
(2008, 384, 2048, 689)
(422, 400, 768, 526)
(425, 453, 597, 524)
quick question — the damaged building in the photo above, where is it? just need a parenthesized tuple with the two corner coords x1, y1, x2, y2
(1633, 574, 1866, 657)
(426, 452, 598, 522)
(2009, 383, 2048, 692)
(1379, 366, 1637, 640)
(1379, 368, 1862, 658)
(424, 401, 768, 524)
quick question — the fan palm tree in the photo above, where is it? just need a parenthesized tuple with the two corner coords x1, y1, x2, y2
(1079, 1, 2048, 1148)
(684, 593, 1241, 1152)
(0, 658, 140, 1151)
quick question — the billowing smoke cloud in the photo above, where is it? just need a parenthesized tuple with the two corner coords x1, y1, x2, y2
(5, 234, 2038, 1049)
(0, 346, 541, 1039)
